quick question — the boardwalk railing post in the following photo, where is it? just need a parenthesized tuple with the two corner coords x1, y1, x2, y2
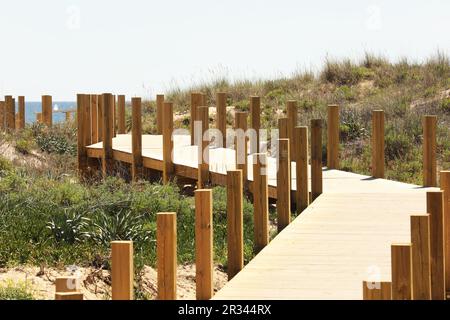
(371, 110, 385, 178)
(235, 112, 248, 186)
(327, 104, 339, 169)
(102, 93, 114, 177)
(197, 106, 210, 188)
(440, 170, 450, 295)
(391, 243, 413, 300)
(18, 96, 25, 130)
(42, 95, 52, 127)
(217, 92, 227, 148)
(131, 97, 143, 181)
(55, 292, 84, 300)
(195, 189, 213, 300)
(191, 93, 203, 145)
(287, 100, 298, 158)
(157, 212, 177, 300)
(0, 101, 5, 130)
(311, 119, 323, 201)
(250, 96, 261, 153)
(5, 96, 15, 130)
(227, 170, 244, 280)
(77, 94, 91, 180)
(90, 95, 98, 144)
(410, 214, 431, 300)
(156, 94, 164, 135)
(117, 95, 126, 134)
(113, 95, 117, 138)
(97, 94, 103, 142)
(295, 126, 309, 213)
(362, 281, 392, 300)
(162, 102, 174, 184)
(111, 241, 134, 300)
(55, 276, 80, 293)
(277, 138, 291, 232)
(427, 191, 445, 299)
(278, 117, 288, 139)
(423, 115, 437, 187)
(252, 153, 269, 253)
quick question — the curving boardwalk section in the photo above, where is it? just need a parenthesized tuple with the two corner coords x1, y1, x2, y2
(214, 173, 438, 300)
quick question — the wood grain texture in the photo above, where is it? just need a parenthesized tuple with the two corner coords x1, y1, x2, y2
(427, 191, 445, 299)
(55, 292, 84, 300)
(217, 92, 227, 148)
(295, 126, 309, 213)
(117, 95, 126, 134)
(235, 112, 248, 185)
(156, 94, 164, 135)
(227, 170, 244, 280)
(311, 119, 323, 201)
(253, 153, 269, 253)
(287, 100, 297, 159)
(197, 106, 210, 188)
(77, 94, 91, 179)
(191, 93, 203, 145)
(90, 95, 98, 143)
(440, 170, 450, 294)
(55, 277, 80, 293)
(97, 94, 103, 142)
(5, 96, 15, 130)
(131, 97, 143, 181)
(0, 101, 5, 130)
(111, 241, 134, 300)
(157, 212, 177, 300)
(327, 105, 339, 169)
(371, 110, 385, 178)
(42, 95, 52, 127)
(362, 281, 392, 300)
(102, 93, 114, 177)
(410, 214, 431, 300)
(277, 138, 291, 232)
(250, 96, 261, 153)
(391, 244, 413, 300)
(423, 116, 437, 187)
(162, 102, 174, 184)
(278, 117, 288, 139)
(17, 96, 25, 130)
(195, 189, 213, 300)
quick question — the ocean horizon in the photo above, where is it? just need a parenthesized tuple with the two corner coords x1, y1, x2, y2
(15, 101, 76, 124)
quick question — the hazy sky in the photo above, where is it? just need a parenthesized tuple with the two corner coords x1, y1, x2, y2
(0, 0, 449, 100)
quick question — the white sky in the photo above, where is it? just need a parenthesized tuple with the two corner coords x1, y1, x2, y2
(0, 0, 449, 101)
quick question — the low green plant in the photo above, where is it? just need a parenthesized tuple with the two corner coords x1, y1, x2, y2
(0, 281, 35, 300)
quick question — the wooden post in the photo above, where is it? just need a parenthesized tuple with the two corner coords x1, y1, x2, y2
(195, 189, 213, 300)
(311, 119, 323, 201)
(278, 117, 288, 139)
(197, 106, 210, 188)
(362, 281, 392, 300)
(111, 241, 134, 300)
(227, 170, 244, 280)
(102, 93, 114, 177)
(440, 170, 450, 294)
(250, 96, 260, 153)
(277, 138, 291, 232)
(371, 110, 385, 178)
(90, 95, 98, 143)
(17, 96, 25, 130)
(55, 292, 84, 300)
(216, 92, 227, 148)
(0, 101, 4, 130)
(65, 111, 72, 122)
(5, 96, 15, 130)
(42, 95, 52, 127)
(327, 105, 339, 169)
(77, 94, 91, 180)
(55, 277, 80, 293)
(162, 102, 174, 184)
(131, 97, 143, 181)
(423, 115, 437, 187)
(287, 100, 298, 158)
(391, 244, 413, 300)
(410, 214, 431, 300)
(427, 191, 445, 299)
(97, 94, 103, 142)
(235, 112, 248, 185)
(157, 212, 177, 300)
(295, 126, 309, 213)
(36, 112, 42, 123)
(191, 93, 203, 145)
(117, 95, 126, 134)
(253, 153, 269, 253)
(156, 94, 164, 135)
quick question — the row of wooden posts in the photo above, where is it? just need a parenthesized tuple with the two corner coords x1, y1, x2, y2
(0, 95, 57, 129)
(363, 175, 450, 300)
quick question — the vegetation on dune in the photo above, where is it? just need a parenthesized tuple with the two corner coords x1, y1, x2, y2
(0, 280, 35, 300)
(0, 52, 449, 298)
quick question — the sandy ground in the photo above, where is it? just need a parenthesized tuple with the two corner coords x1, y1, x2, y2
(0, 264, 228, 300)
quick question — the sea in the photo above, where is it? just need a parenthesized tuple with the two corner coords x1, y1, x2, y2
(16, 101, 77, 124)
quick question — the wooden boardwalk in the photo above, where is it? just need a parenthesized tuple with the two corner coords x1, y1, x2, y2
(85, 134, 442, 299)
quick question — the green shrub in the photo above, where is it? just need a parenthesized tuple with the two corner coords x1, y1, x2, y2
(0, 281, 35, 300)
(15, 138, 34, 155)
(0, 156, 12, 176)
